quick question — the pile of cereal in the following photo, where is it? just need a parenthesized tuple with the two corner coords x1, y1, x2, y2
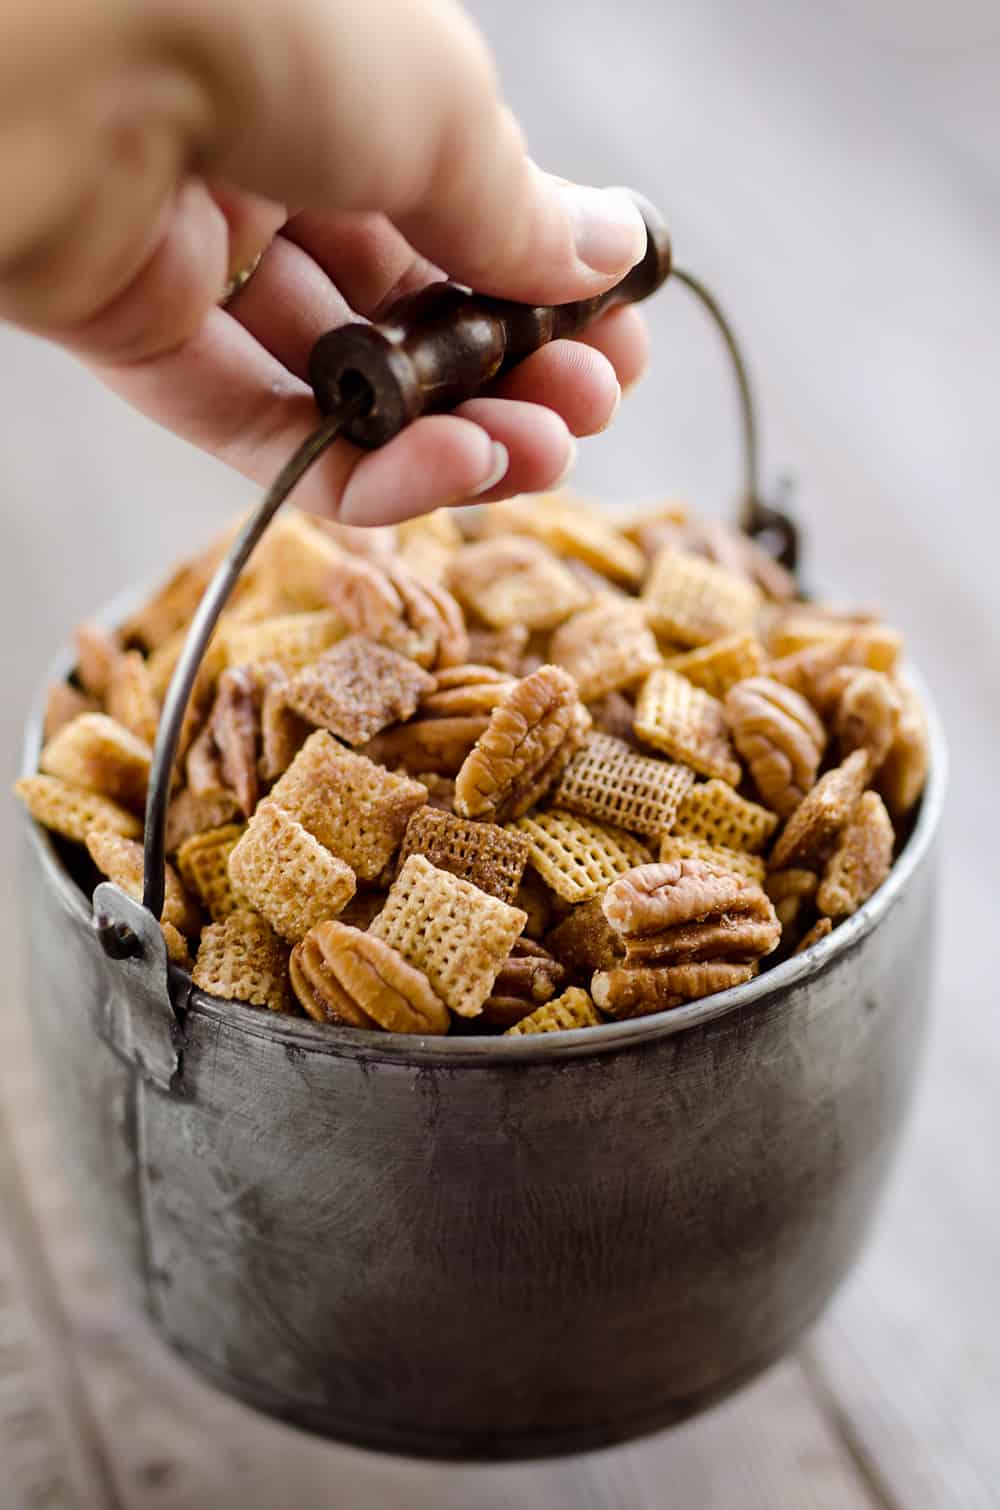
(16, 495, 930, 1036)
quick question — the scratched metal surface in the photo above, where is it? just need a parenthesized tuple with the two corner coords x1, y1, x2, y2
(0, 0, 997, 1504)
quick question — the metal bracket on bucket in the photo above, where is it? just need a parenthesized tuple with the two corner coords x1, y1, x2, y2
(93, 881, 182, 1092)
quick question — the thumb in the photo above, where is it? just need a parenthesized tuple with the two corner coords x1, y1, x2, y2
(184, 0, 646, 305)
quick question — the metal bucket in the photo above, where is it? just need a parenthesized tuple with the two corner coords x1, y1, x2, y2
(17, 603, 945, 1461)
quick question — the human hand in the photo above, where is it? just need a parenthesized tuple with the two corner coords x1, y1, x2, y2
(0, 0, 650, 523)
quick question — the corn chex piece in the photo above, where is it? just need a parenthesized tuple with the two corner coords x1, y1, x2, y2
(634, 668, 741, 785)
(674, 778, 777, 853)
(370, 854, 527, 1018)
(395, 509, 464, 583)
(663, 633, 764, 700)
(39, 712, 151, 813)
(552, 733, 694, 841)
(549, 599, 661, 703)
(504, 987, 602, 1036)
(269, 730, 426, 882)
(221, 609, 343, 672)
(398, 805, 529, 903)
(192, 910, 293, 1013)
(642, 550, 761, 647)
(106, 651, 160, 746)
(511, 810, 653, 904)
(228, 800, 356, 943)
(447, 536, 588, 631)
(658, 833, 766, 887)
(532, 494, 646, 587)
(176, 823, 246, 920)
(283, 634, 435, 745)
(85, 829, 202, 935)
(17, 773, 143, 844)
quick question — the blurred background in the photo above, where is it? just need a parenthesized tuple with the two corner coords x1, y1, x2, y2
(0, 1, 996, 1505)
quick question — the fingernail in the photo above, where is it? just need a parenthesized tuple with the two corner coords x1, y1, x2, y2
(558, 184, 646, 275)
(470, 442, 509, 497)
(551, 437, 579, 490)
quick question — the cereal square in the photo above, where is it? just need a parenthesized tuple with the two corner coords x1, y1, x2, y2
(283, 634, 435, 745)
(228, 800, 356, 942)
(398, 805, 529, 902)
(510, 810, 653, 904)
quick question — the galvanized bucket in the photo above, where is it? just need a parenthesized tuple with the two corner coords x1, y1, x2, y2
(17, 582, 944, 1460)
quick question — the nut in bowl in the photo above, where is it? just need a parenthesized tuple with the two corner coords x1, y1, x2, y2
(16, 490, 943, 1458)
(19, 494, 931, 1036)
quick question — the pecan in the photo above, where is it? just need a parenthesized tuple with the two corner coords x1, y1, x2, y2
(44, 682, 99, 740)
(588, 691, 639, 745)
(75, 621, 120, 699)
(769, 749, 871, 870)
(833, 668, 901, 772)
(592, 961, 757, 1019)
(725, 676, 826, 817)
(257, 661, 309, 780)
(466, 624, 529, 675)
(817, 792, 894, 919)
(364, 715, 490, 775)
(454, 665, 588, 822)
(419, 664, 516, 718)
(877, 681, 929, 819)
(186, 718, 228, 800)
(211, 665, 262, 817)
(764, 867, 819, 932)
(602, 858, 780, 966)
(480, 939, 566, 1028)
(290, 920, 450, 1034)
(545, 897, 625, 972)
(326, 554, 467, 669)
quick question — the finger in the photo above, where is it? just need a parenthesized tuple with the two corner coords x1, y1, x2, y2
(449, 398, 576, 504)
(183, 0, 646, 304)
(574, 304, 651, 393)
(224, 231, 352, 379)
(488, 341, 621, 438)
(210, 185, 288, 286)
(283, 211, 443, 319)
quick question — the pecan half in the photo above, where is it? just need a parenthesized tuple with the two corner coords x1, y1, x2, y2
(877, 680, 930, 819)
(454, 665, 588, 822)
(326, 555, 467, 669)
(211, 665, 262, 817)
(290, 920, 450, 1034)
(480, 939, 566, 1028)
(817, 792, 894, 919)
(592, 961, 756, 1019)
(769, 749, 871, 870)
(833, 668, 901, 772)
(725, 676, 826, 816)
(602, 858, 780, 966)
(364, 715, 490, 775)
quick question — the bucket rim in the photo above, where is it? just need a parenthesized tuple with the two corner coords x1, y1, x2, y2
(20, 585, 947, 1066)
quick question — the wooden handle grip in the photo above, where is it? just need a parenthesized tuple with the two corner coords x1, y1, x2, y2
(308, 192, 671, 448)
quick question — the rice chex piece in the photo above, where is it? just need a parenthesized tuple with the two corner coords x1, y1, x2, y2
(177, 823, 246, 920)
(504, 987, 603, 1036)
(658, 833, 766, 887)
(269, 730, 426, 881)
(370, 854, 527, 1018)
(549, 599, 661, 703)
(398, 806, 529, 903)
(283, 634, 435, 745)
(192, 910, 293, 1014)
(16, 774, 142, 843)
(552, 733, 695, 841)
(221, 609, 343, 672)
(511, 810, 653, 904)
(634, 668, 741, 785)
(674, 778, 777, 853)
(85, 829, 202, 935)
(641, 550, 761, 647)
(40, 712, 151, 813)
(228, 800, 356, 943)
(663, 634, 764, 699)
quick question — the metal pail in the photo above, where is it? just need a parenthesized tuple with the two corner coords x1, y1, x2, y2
(17, 598, 944, 1461)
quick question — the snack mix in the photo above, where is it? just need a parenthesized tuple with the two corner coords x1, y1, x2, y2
(17, 496, 930, 1037)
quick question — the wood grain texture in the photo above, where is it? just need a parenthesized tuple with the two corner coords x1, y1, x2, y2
(0, 0, 997, 1504)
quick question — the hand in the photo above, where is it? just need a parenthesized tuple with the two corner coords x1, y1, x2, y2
(0, 0, 650, 523)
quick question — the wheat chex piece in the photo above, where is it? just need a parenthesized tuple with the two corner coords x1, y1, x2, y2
(552, 733, 694, 841)
(193, 910, 293, 1013)
(398, 806, 529, 903)
(663, 633, 764, 700)
(176, 823, 247, 921)
(634, 667, 741, 785)
(283, 634, 435, 745)
(85, 829, 202, 935)
(228, 800, 356, 943)
(817, 791, 895, 920)
(641, 550, 761, 647)
(16, 775, 142, 844)
(370, 854, 526, 1018)
(269, 730, 427, 881)
(658, 833, 766, 887)
(447, 536, 588, 631)
(39, 713, 152, 813)
(511, 810, 653, 905)
(549, 599, 661, 703)
(504, 987, 603, 1036)
(674, 778, 777, 854)
(220, 609, 343, 672)
(44, 682, 99, 740)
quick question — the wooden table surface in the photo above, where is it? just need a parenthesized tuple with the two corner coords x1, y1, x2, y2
(1, 3, 996, 1505)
